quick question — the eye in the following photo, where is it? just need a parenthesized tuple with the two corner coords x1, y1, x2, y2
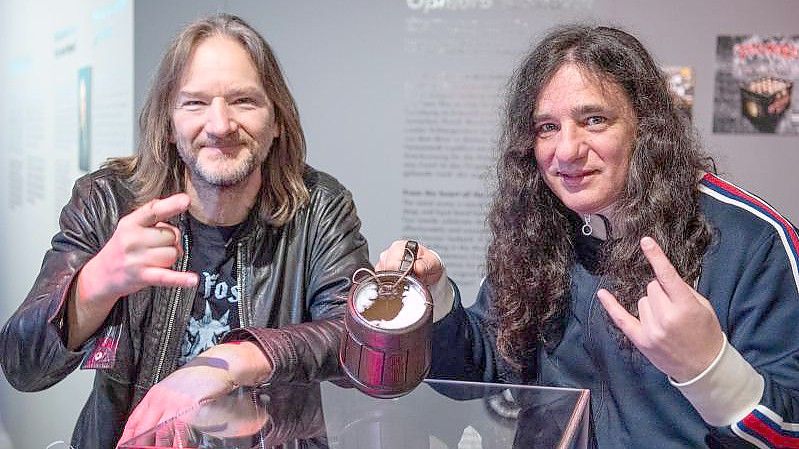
(231, 97, 259, 108)
(585, 116, 607, 127)
(178, 100, 207, 111)
(535, 122, 559, 137)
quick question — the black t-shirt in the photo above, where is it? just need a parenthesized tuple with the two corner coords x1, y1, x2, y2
(176, 215, 243, 367)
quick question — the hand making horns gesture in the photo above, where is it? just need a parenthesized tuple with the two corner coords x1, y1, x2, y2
(78, 193, 198, 306)
(597, 236, 725, 383)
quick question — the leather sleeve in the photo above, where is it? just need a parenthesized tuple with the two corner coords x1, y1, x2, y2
(223, 319, 345, 384)
(224, 172, 371, 383)
(0, 171, 122, 391)
(222, 172, 371, 385)
(302, 175, 370, 321)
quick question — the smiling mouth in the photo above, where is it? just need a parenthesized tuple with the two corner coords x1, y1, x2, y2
(202, 143, 244, 152)
(558, 170, 596, 179)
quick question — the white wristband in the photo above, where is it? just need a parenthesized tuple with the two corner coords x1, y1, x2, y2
(670, 333, 764, 426)
(425, 249, 455, 322)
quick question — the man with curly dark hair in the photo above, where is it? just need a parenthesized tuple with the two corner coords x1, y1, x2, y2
(378, 25, 799, 448)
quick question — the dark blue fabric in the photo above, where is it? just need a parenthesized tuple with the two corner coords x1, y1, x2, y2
(431, 185, 799, 448)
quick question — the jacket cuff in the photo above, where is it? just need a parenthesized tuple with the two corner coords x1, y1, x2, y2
(50, 271, 92, 354)
(222, 327, 295, 386)
(670, 333, 764, 426)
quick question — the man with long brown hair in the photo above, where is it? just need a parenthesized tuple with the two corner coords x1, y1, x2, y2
(0, 13, 369, 449)
(378, 25, 799, 448)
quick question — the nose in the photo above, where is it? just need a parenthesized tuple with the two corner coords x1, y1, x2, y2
(554, 123, 587, 163)
(205, 97, 238, 137)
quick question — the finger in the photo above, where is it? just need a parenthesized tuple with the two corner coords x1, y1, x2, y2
(636, 296, 657, 332)
(154, 222, 182, 247)
(172, 420, 190, 448)
(129, 396, 173, 444)
(388, 240, 410, 270)
(156, 222, 184, 261)
(128, 413, 163, 447)
(129, 193, 191, 227)
(140, 267, 198, 288)
(635, 296, 662, 352)
(414, 247, 444, 284)
(640, 237, 692, 299)
(375, 250, 390, 271)
(376, 240, 408, 271)
(118, 427, 134, 448)
(597, 288, 644, 343)
(118, 426, 136, 448)
(411, 253, 437, 283)
(154, 421, 172, 447)
(138, 226, 181, 249)
(119, 407, 147, 447)
(644, 279, 670, 314)
(141, 246, 182, 268)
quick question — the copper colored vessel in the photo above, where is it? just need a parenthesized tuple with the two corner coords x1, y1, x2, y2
(340, 241, 433, 398)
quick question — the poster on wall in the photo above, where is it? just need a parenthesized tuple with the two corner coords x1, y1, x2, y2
(713, 35, 799, 135)
(664, 66, 694, 120)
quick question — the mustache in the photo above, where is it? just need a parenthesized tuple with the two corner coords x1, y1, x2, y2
(195, 136, 250, 148)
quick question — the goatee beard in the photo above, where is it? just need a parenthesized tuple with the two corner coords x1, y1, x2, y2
(192, 155, 257, 187)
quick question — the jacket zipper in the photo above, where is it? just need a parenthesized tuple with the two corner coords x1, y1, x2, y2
(153, 229, 192, 384)
(236, 240, 250, 327)
(587, 275, 607, 427)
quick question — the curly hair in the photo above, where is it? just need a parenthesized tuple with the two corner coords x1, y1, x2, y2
(487, 25, 714, 367)
(105, 13, 308, 226)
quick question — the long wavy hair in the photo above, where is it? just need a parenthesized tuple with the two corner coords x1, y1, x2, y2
(105, 13, 308, 226)
(488, 25, 714, 367)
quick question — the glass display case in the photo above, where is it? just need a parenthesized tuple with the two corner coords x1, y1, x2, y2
(119, 379, 589, 449)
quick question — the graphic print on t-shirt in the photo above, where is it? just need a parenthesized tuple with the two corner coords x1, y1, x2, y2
(177, 269, 241, 367)
(177, 216, 242, 367)
(181, 301, 230, 364)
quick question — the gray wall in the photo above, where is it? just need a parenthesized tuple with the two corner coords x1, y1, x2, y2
(134, 0, 799, 300)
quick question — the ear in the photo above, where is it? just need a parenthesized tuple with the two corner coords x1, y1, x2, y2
(270, 115, 282, 140)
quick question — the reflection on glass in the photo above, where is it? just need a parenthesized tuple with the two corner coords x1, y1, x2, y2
(119, 379, 588, 449)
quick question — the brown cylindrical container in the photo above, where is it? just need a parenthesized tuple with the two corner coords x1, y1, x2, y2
(340, 243, 433, 399)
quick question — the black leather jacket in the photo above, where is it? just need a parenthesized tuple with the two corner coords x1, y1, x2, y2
(0, 165, 369, 449)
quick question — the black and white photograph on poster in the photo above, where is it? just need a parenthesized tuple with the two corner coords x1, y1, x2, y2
(663, 66, 694, 121)
(713, 35, 799, 134)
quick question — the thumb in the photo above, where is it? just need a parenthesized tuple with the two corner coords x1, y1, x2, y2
(414, 250, 444, 285)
